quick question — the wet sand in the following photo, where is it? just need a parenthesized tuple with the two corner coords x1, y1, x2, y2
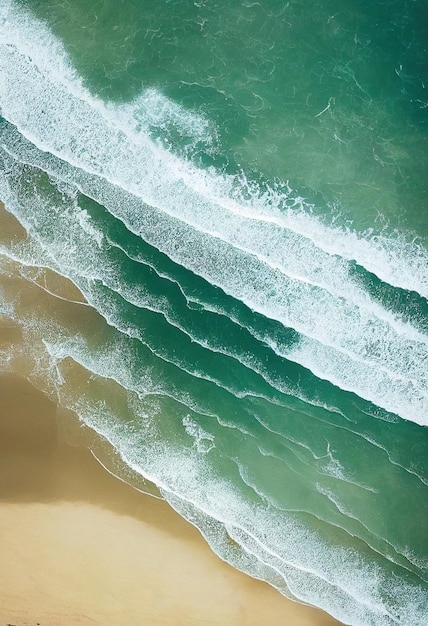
(0, 373, 343, 626)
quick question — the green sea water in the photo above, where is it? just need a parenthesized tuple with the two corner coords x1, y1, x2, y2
(0, 1, 427, 625)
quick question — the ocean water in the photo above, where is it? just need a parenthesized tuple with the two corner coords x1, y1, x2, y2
(0, 0, 427, 624)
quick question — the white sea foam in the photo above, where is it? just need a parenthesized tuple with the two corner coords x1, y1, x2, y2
(161, 476, 428, 626)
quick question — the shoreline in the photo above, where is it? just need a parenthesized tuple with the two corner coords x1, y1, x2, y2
(0, 372, 342, 626)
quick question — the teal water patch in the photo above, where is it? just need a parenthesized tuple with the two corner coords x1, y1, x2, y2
(13, 0, 428, 237)
(1, 2, 428, 625)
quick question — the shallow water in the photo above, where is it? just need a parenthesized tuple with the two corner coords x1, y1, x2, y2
(0, 1, 427, 624)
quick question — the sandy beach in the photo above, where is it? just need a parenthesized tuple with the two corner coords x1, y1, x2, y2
(0, 372, 342, 626)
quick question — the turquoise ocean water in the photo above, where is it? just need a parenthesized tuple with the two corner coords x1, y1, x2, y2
(0, 1, 427, 624)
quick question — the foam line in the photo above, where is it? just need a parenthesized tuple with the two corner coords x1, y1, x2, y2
(89, 449, 164, 501)
(161, 486, 427, 626)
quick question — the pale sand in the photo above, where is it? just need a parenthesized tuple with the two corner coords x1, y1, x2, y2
(0, 374, 343, 626)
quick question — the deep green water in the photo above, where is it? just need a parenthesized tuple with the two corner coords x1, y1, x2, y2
(0, 1, 427, 624)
